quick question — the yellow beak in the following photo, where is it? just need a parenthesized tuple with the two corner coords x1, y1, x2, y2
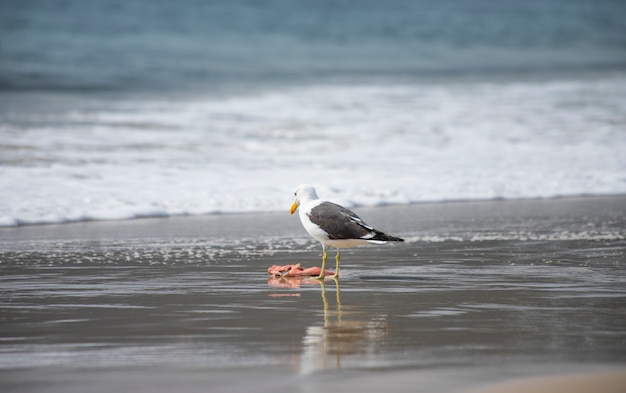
(290, 199, 299, 215)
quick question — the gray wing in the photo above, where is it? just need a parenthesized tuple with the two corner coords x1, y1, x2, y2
(308, 202, 391, 241)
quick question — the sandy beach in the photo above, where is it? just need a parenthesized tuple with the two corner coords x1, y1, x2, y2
(1, 195, 625, 392)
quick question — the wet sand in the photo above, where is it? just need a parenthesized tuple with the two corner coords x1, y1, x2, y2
(1, 196, 625, 392)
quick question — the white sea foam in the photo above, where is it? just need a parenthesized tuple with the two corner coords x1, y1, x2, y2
(1, 75, 626, 226)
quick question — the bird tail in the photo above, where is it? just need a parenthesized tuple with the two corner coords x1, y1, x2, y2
(367, 230, 404, 244)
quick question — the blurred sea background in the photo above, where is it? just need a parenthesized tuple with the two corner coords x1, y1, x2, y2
(1, 0, 625, 226)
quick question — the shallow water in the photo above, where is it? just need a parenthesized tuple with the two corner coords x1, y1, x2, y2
(1, 198, 624, 381)
(2, 241, 624, 374)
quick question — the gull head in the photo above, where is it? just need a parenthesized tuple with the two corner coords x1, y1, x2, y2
(290, 184, 319, 214)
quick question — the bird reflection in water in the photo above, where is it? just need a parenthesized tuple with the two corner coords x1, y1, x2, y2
(302, 278, 388, 373)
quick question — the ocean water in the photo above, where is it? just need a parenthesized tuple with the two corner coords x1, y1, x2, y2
(1, 0, 626, 226)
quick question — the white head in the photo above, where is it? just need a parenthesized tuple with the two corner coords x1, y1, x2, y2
(290, 184, 319, 214)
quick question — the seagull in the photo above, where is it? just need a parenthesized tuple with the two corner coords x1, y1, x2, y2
(290, 184, 404, 279)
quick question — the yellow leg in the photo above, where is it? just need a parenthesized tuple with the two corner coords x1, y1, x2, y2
(329, 249, 340, 279)
(316, 246, 328, 279)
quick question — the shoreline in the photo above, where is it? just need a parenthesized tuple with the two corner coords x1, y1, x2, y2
(1, 191, 625, 230)
(2, 193, 625, 241)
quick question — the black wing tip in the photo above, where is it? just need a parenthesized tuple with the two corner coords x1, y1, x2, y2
(374, 232, 404, 242)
